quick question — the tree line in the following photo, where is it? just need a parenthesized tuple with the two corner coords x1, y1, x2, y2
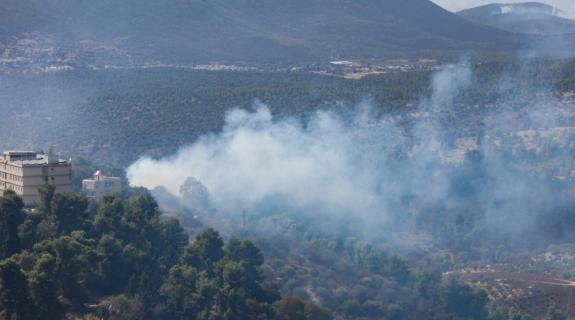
(0, 186, 331, 319)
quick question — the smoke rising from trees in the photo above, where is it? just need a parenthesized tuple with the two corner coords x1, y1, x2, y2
(127, 60, 575, 244)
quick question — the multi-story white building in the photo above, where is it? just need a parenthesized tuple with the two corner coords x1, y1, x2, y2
(82, 170, 122, 200)
(0, 151, 73, 206)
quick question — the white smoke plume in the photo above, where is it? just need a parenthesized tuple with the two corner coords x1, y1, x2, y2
(127, 61, 574, 239)
(127, 101, 392, 221)
(126, 62, 473, 224)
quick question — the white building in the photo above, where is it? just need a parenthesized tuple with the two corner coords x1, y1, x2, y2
(82, 171, 122, 200)
(0, 151, 73, 206)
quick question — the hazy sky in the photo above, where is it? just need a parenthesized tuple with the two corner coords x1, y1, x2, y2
(431, 0, 575, 17)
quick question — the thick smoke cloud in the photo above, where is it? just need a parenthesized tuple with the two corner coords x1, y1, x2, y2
(123, 64, 429, 216)
(127, 100, 391, 222)
(126, 63, 473, 225)
(127, 61, 575, 242)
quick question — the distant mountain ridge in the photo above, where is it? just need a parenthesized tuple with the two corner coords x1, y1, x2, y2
(458, 2, 575, 35)
(0, 0, 521, 63)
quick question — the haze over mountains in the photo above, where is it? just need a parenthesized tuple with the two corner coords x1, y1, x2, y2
(0, 0, 521, 64)
(459, 2, 575, 34)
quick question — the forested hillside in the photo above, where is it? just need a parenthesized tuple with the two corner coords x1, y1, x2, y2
(0, 0, 519, 63)
(0, 57, 573, 165)
(0, 186, 530, 319)
(0, 187, 334, 319)
(0, 68, 431, 165)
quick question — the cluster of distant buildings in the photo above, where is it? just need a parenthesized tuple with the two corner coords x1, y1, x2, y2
(0, 150, 121, 206)
(308, 58, 440, 79)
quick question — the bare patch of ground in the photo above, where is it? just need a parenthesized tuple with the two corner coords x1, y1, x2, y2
(456, 271, 575, 318)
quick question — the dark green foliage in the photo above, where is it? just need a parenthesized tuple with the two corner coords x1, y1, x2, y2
(96, 234, 131, 293)
(37, 184, 56, 217)
(162, 230, 279, 319)
(18, 211, 44, 251)
(51, 193, 89, 234)
(160, 264, 205, 319)
(0, 259, 32, 320)
(441, 278, 488, 319)
(160, 218, 189, 267)
(180, 228, 224, 274)
(0, 191, 26, 259)
(544, 306, 568, 320)
(33, 231, 97, 307)
(22, 185, 89, 244)
(0, 190, 195, 318)
(94, 196, 124, 236)
(0, 190, 305, 319)
(28, 253, 63, 319)
(0, 185, 506, 319)
(488, 305, 534, 320)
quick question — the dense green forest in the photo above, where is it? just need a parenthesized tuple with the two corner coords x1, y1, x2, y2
(0, 186, 544, 320)
(0, 57, 573, 166)
(0, 186, 335, 319)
